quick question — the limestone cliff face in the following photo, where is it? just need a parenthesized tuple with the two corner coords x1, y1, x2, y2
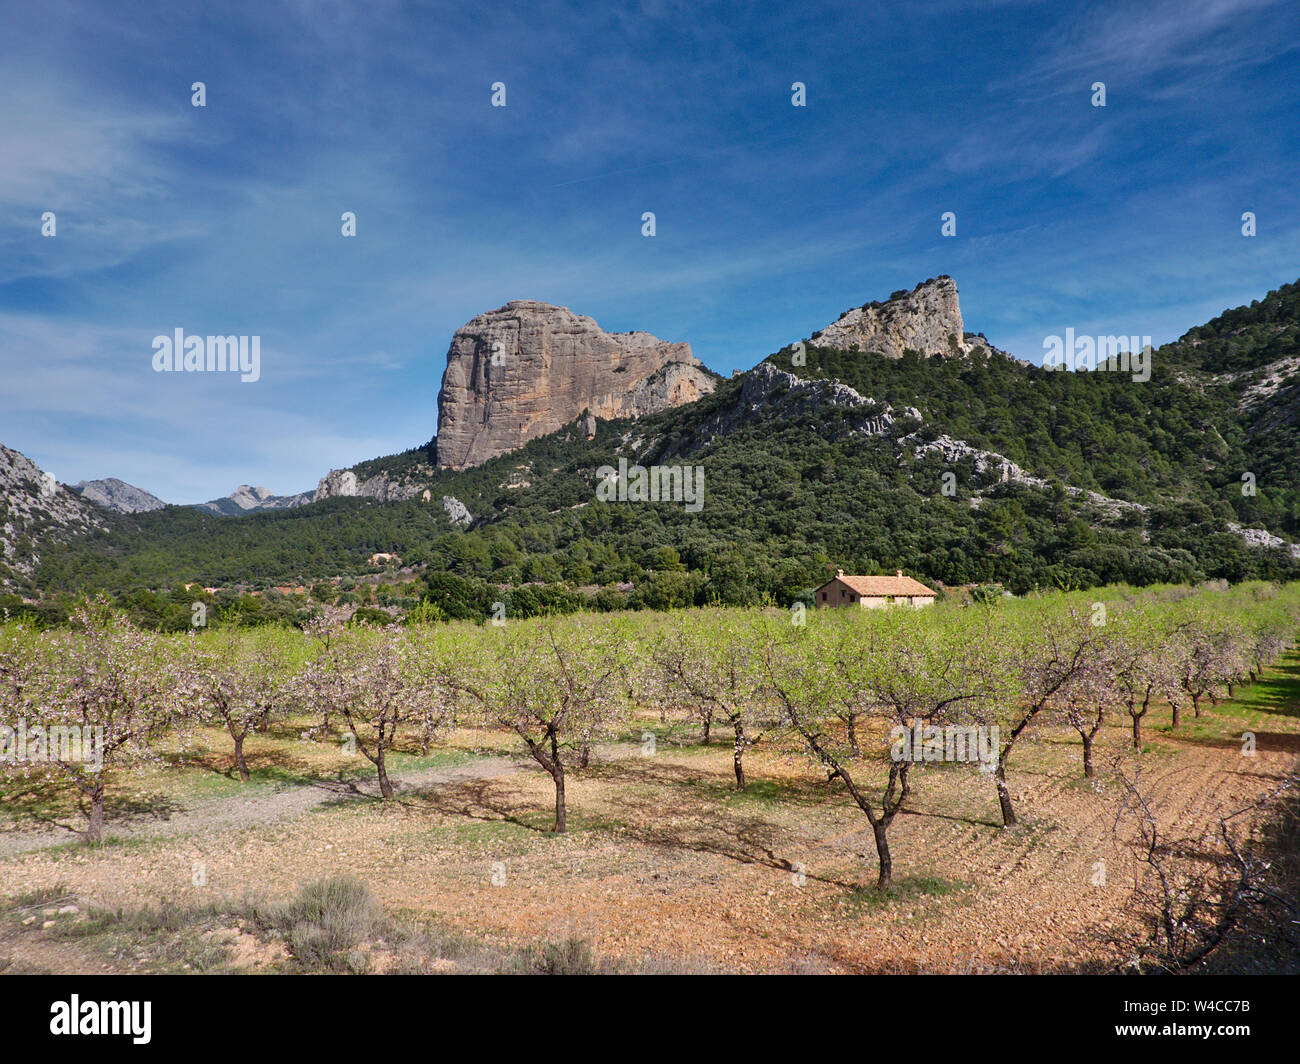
(1, 444, 104, 588)
(435, 300, 716, 469)
(810, 276, 970, 358)
(314, 468, 426, 503)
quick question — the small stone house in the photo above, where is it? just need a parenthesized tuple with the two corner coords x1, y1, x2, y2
(815, 569, 936, 609)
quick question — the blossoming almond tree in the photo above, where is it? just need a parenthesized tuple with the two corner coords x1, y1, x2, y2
(761, 619, 905, 889)
(760, 610, 994, 888)
(462, 617, 629, 833)
(35, 603, 187, 842)
(979, 602, 1094, 827)
(187, 627, 304, 782)
(651, 611, 769, 790)
(1112, 608, 1179, 752)
(302, 626, 451, 799)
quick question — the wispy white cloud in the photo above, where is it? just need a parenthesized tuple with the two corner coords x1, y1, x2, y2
(1010, 0, 1292, 95)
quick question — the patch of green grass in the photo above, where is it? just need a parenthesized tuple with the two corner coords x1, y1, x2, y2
(39, 834, 159, 859)
(444, 818, 539, 846)
(380, 748, 476, 774)
(1229, 659, 1300, 720)
(169, 766, 311, 801)
(614, 720, 710, 747)
(846, 874, 969, 911)
(1063, 772, 1113, 794)
(691, 775, 831, 808)
(178, 746, 477, 797)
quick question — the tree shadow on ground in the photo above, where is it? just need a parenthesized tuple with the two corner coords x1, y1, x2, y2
(401, 776, 557, 833)
(0, 779, 183, 836)
(160, 746, 321, 785)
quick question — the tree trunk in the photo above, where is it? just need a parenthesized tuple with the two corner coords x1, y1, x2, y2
(1192, 693, 1201, 718)
(701, 716, 711, 744)
(86, 785, 105, 844)
(1081, 732, 1095, 778)
(871, 819, 892, 888)
(733, 723, 746, 791)
(1170, 701, 1180, 728)
(552, 766, 566, 833)
(994, 763, 1017, 827)
(1131, 712, 1143, 750)
(579, 740, 590, 769)
(376, 749, 394, 799)
(234, 733, 250, 782)
(550, 730, 566, 833)
(847, 714, 860, 757)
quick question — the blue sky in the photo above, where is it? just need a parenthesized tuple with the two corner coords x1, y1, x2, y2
(2, 0, 1298, 503)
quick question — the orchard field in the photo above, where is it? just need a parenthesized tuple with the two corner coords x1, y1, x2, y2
(3, 582, 1300, 974)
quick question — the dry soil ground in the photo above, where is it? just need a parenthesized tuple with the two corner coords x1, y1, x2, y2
(3, 660, 1299, 974)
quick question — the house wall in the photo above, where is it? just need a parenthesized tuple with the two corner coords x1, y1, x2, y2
(815, 578, 860, 607)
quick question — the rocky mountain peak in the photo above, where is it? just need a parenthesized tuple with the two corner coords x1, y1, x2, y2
(192, 484, 313, 516)
(73, 477, 166, 513)
(435, 300, 717, 469)
(810, 275, 970, 359)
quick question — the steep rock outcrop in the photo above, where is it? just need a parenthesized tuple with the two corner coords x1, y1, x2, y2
(73, 478, 166, 513)
(442, 495, 472, 527)
(809, 276, 971, 359)
(314, 469, 426, 503)
(435, 300, 716, 469)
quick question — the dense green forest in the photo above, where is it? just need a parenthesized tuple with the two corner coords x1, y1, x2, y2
(16, 278, 1300, 622)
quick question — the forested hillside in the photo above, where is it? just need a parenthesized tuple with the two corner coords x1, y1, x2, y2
(17, 280, 1300, 613)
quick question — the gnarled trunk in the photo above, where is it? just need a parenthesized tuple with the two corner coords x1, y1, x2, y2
(375, 748, 394, 799)
(994, 763, 1016, 827)
(551, 765, 566, 833)
(85, 782, 105, 844)
(550, 731, 566, 832)
(733, 721, 746, 791)
(871, 820, 893, 888)
(233, 733, 250, 782)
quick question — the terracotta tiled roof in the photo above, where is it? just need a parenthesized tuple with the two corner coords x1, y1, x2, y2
(826, 573, 935, 597)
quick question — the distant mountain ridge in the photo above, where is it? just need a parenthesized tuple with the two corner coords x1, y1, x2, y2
(73, 478, 166, 513)
(69, 478, 315, 518)
(192, 484, 314, 516)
